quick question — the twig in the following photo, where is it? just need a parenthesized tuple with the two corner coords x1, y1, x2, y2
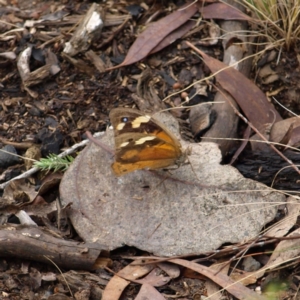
(44, 255, 73, 298)
(0, 132, 104, 190)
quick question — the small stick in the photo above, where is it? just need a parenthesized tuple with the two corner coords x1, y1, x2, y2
(0, 132, 104, 190)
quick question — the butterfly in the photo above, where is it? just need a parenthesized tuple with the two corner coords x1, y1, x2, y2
(109, 107, 185, 176)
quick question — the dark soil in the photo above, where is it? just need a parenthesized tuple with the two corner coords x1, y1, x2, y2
(1, 0, 300, 299)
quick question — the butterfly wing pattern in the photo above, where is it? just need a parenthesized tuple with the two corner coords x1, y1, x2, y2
(109, 108, 183, 176)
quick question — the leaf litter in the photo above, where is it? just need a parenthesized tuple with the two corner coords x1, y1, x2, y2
(0, 0, 300, 299)
(106, 2, 199, 70)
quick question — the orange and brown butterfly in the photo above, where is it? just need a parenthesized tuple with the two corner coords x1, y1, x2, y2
(109, 107, 185, 176)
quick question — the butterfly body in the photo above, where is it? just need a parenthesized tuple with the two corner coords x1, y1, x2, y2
(109, 108, 184, 176)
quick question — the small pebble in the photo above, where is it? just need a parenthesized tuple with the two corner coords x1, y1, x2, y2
(0, 145, 20, 168)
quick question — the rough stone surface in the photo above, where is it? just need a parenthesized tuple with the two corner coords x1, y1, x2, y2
(60, 112, 286, 256)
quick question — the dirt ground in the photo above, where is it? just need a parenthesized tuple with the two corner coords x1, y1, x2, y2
(1, 0, 300, 299)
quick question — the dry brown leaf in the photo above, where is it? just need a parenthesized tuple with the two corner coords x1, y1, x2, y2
(206, 260, 230, 300)
(238, 228, 300, 283)
(106, 2, 198, 70)
(102, 260, 154, 300)
(230, 269, 258, 285)
(270, 117, 300, 145)
(264, 228, 300, 271)
(194, 48, 282, 131)
(150, 20, 196, 54)
(287, 126, 300, 148)
(2, 178, 38, 207)
(169, 259, 266, 300)
(231, 197, 300, 284)
(201, 3, 252, 21)
(265, 197, 300, 237)
(135, 268, 171, 287)
(272, 120, 300, 149)
(157, 262, 180, 278)
(135, 283, 166, 300)
(102, 276, 129, 300)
